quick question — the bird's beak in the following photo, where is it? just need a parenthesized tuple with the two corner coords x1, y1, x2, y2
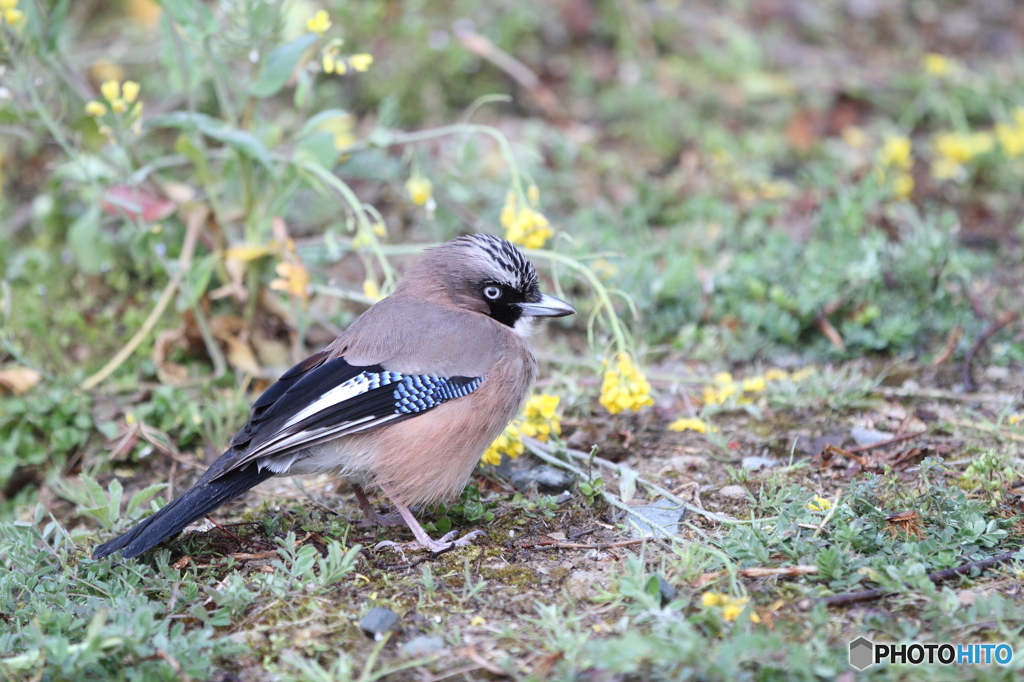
(518, 294, 576, 318)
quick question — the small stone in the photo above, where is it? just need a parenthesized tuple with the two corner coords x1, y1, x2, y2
(666, 455, 706, 470)
(718, 485, 747, 499)
(564, 569, 611, 600)
(654, 574, 676, 606)
(510, 465, 575, 493)
(359, 607, 399, 638)
(850, 426, 893, 446)
(399, 635, 445, 657)
(628, 499, 686, 538)
(554, 491, 573, 504)
(985, 365, 1010, 381)
(741, 455, 778, 470)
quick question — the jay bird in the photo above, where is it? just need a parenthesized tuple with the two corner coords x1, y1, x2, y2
(92, 234, 575, 558)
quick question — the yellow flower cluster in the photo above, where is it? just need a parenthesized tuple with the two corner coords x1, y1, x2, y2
(306, 10, 331, 35)
(317, 39, 374, 75)
(269, 261, 310, 303)
(519, 394, 561, 441)
(702, 367, 813, 406)
(600, 352, 654, 414)
(0, 0, 23, 26)
(875, 135, 914, 199)
(85, 79, 143, 140)
(995, 109, 1024, 158)
(500, 190, 553, 250)
(406, 175, 433, 206)
(480, 422, 524, 466)
(701, 592, 760, 623)
(667, 417, 715, 433)
(480, 394, 561, 465)
(930, 130, 994, 180)
(807, 494, 833, 512)
(922, 53, 953, 77)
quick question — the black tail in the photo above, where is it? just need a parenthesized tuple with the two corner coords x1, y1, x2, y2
(92, 463, 274, 559)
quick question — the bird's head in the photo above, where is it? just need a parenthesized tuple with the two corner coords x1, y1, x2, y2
(399, 234, 575, 334)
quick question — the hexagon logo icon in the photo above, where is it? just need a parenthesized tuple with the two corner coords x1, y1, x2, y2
(849, 637, 874, 670)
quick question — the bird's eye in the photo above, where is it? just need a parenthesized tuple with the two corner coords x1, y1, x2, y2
(483, 285, 502, 300)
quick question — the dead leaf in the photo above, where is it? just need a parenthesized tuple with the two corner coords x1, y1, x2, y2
(102, 186, 176, 222)
(0, 366, 42, 394)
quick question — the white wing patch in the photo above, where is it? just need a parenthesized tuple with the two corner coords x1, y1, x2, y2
(283, 371, 402, 429)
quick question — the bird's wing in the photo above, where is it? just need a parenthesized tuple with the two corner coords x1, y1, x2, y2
(201, 353, 484, 482)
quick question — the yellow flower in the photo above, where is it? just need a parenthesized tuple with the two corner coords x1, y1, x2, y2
(701, 592, 726, 607)
(923, 53, 951, 77)
(703, 372, 740, 405)
(269, 261, 310, 302)
(527, 184, 540, 206)
(100, 80, 121, 102)
(348, 53, 373, 72)
(741, 376, 766, 392)
(306, 9, 331, 35)
(519, 394, 561, 441)
(995, 122, 1024, 158)
(362, 279, 382, 302)
(84, 101, 107, 117)
(506, 208, 553, 250)
(891, 171, 914, 199)
(527, 393, 559, 420)
(667, 418, 714, 433)
(315, 112, 355, 151)
(481, 422, 524, 465)
(763, 368, 789, 382)
(406, 176, 433, 206)
(470, 616, 485, 626)
(3, 6, 23, 24)
(500, 191, 517, 229)
(807, 495, 833, 512)
(933, 130, 994, 163)
(1009, 413, 1024, 425)
(702, 592, 759, 623)
(789, 367, 815, 382)
(121, 81, 140, 103)
(322, 53, 337, 74)
(600, 352, 654, 415)
(111, 98, 127, 114)
(878, 136, 912, 170)
(0, 0, 17, 10)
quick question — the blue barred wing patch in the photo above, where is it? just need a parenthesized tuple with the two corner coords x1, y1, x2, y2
(394, 375, 484, 414)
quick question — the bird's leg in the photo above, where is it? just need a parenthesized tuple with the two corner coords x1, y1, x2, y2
(351, 484, 405, 527)
(375, 488, 484, 553)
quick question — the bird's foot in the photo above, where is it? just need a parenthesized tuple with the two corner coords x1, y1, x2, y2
(375, 530, 484, 553)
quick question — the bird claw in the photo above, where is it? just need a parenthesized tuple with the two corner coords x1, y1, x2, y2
(374, 530, 484, 553)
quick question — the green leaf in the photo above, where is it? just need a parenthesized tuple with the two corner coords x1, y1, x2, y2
(250, 34, 318, 98)
(181, 252, 218, 309)
(294, 132, 338, 170)
(66, 205, 111, 275)
(156, 0, 217, 39)
(150, 112, 275, 173)
(298, 108, 350, 138)
(125, 483, 168, 519)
